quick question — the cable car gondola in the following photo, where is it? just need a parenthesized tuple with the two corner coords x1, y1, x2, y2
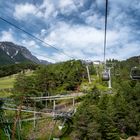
(130, 67, 140, 80)
(102, 70, 110, 81)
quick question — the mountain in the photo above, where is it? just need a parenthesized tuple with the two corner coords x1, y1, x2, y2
(39, 59, 51, 65)
(0, 42, 49, 65)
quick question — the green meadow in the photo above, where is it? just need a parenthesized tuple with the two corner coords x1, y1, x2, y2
(0, 75, 16, 89)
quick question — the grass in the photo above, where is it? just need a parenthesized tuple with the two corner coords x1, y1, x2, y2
(0, 129, 8, 140)
(0, 75, 16, 97)
(61, 137, 72, 140)
(0, 71, 34, 97)
(0, 71, 34, 90)
(0, 90, 12, 97)
(0, 75, 16, 89)
(80, 74, 111, 94)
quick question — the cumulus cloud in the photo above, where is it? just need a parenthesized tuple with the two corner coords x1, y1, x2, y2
(13, 0, 77, 21)
(106, 42, 140, 60)
(36, 18, 140, 61)
(36, 54, 56, 63)
(59, 0, 74, 8)
(1, 0, 139, 62)
(13, 0, 57, 21)
(14, 3, 36, 20)
(36, 0, 56, 19)
(38, 22, 121, 61)
(0, 29, 15, 42)
(21, 40, 40, 49)
(58, 0, 77, 15)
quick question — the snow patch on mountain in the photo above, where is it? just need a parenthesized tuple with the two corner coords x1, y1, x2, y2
(11, 50, 19, 58)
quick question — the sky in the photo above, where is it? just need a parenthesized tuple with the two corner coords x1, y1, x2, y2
(0, 0, 140, 63)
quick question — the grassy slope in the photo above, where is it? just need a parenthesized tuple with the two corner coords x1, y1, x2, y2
(0, 71, 33, 97)
(0, 75, 16, 97)
(0, 71, 33, 89)
(0, 75, 15, 89)
(80, 75, 109, 93)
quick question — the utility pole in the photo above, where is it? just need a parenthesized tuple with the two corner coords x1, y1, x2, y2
(86, 65, 91, 83)
(108, 68, 112, 88)
(96, 66, 99, 77)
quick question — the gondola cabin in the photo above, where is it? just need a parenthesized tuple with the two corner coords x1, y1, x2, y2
(102, 71, 110, 81)
(130, 67, 140, 80)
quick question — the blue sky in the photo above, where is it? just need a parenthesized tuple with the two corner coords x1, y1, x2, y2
(0, 0, 140, 62)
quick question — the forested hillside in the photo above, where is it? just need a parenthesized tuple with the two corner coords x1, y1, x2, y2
(0, 62, 38, 78)
(13, 60, 91, 97)
(73, 81, 140, 140)
(0, 56, 140, 140)
(71, 56, 140, 140)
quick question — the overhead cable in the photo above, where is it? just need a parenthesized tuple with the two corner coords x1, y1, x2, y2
(0, 16, 75, 59)
(104, 0, 108, 64)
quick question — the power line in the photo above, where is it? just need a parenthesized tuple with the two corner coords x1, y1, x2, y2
(22, 43, 58, 62)
(0, 16, 75, 59)
(27, 0, 43, 19)
(32, 0, 43, 17)
(0, 12, 43, 35)
(0, 15, 58, 62)
(0, 41, 57, 63)
(32, 51, 57, 62)
(104, 0, 108, 65)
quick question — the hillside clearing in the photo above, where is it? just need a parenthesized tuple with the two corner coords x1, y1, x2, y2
(0, 75, 16, 89)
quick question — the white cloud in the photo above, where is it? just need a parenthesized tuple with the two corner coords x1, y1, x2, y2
(12, 0, 82, 21)
(106, 42, 140, 60)
(85, 14, 104, 28)
(51, 52, 70, 62)
(35, 18, 140, 61)
(37, 0, 55, 19)
(36, 54, 56, 63)
(41, 29, 47, 36)
(73, 0, 85, 8)
(38, 22, 122, 61)
(2, 0, 139, 62)
(58, 0, 77, 14)
(0, 29, 15, 42)
(59, 0, 74, 8)
(14, 3, 36, 20)
(21, 40, 40, 49)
